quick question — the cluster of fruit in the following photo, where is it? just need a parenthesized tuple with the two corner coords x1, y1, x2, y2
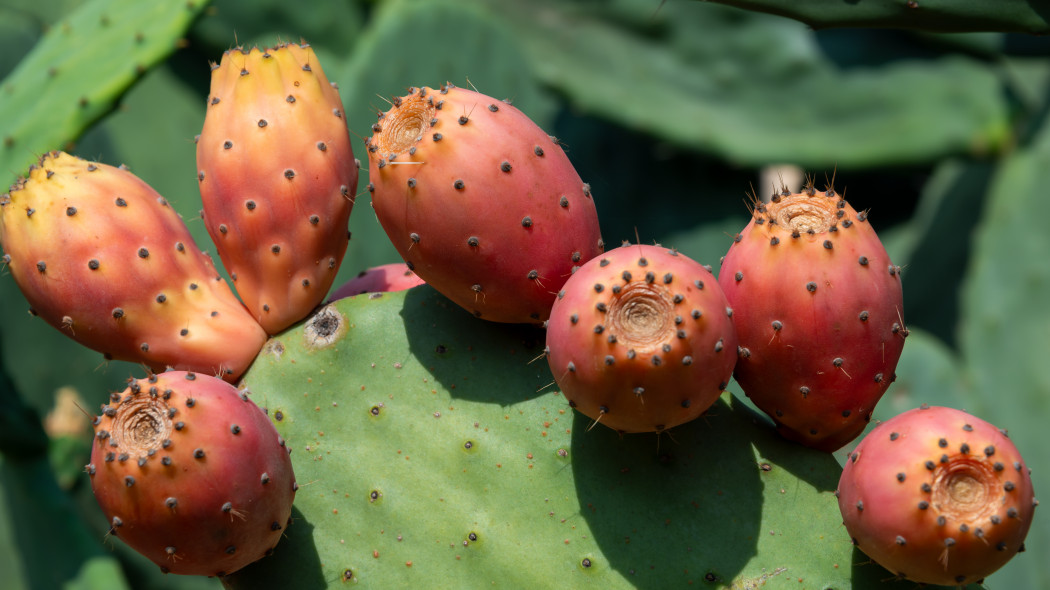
(2, 42, 352, 577)
(0, 42, 1034, 585)
(535, 162, 1034, 587)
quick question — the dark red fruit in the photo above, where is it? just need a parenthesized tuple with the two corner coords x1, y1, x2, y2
(718, 183, 905, 451)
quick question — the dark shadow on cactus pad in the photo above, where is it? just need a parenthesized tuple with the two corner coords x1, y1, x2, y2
(220, 506, 324, 589)
(570, 397, 762, 588)
(401, 285, 551, 405)
(740, 396, 842, 494)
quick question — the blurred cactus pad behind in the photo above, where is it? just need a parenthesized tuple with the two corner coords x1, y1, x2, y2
(1, 0, 1048, 588)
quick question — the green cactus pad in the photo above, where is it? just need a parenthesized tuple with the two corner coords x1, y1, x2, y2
(958, 129, 1050, 589)
(700, 0, 1050, 34)
(0, 0, 209, 190)
(225, 286, 962, 588)
(881, 159, 994, 347)
(479, 0, 1008, 168)
(0, 456, 128, 590)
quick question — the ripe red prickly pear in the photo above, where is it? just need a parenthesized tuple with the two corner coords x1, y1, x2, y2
(366, 83, 604, 324)
(0, 151, 267, 381)
(87, 371, 296, 577)
(328, 262, 424, 301)
(717, 183, 905, 451)
(196, 42, 357, 334)
(546, 244, 737, 433)
(837, 405, 1036, 585)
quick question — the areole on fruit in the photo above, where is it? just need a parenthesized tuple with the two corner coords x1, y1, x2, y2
(373, 91, 433, 156)
(110, 397, 172, 455)
(764, 190, 837, 233)
(606, 282, 675, 353)
(931, 458, 1000, 524)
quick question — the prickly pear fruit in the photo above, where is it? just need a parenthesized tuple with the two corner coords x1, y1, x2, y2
(0, 151, 267, 381)
(546, 244, 737, 433)
(717, 183, 905, 451)
(328, 262, 424, 301)
(366, 83, 604, 324)
(837, 405, 1036, 585)
(196, 42, 357, 334)
(87, 371, 296, 577)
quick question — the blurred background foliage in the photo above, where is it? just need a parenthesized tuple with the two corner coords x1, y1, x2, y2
(1, 0, 1048, 588)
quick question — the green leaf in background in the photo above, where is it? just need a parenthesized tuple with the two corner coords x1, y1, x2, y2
(872, 328, 977, 422)
(958, 120, 1050, 589)
(0, 0, 210, 190)
(190, 0, 364, 59)
(0, 457, 129, 590)
(0, 337, 48, 458)
(879, 158, 995, 347)
(223, 286, 965, 589)
(700, 0, 1050, 34)
(476, 0, 1009, 168)
(340, 0, 557, 131)
(0, 4, 50, 77)
(661, 216, 751, 270)
(0, 335, 130, 590)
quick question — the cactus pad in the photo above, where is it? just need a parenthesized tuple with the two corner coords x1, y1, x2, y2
(225, 286, 951, 588)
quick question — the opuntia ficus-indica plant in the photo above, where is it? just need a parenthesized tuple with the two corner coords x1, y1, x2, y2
(0, 9, 1041, 586)
(838, 405, 1037, 585)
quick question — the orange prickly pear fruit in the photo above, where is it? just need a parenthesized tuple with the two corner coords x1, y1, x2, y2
(196, 42, 358, 334)
(0, 151, 267, 381)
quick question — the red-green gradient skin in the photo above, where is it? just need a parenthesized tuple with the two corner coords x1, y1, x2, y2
(88, 371, 296, 577)
(366, 84, 603, 324)
(546, 244, 737, 433)
(718, 187, 905, 451)
(197, 43, 357, 334)
(328, 262, 424, 301)
(838, 406, 1036, 585)
(0, 152, 266, 381)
